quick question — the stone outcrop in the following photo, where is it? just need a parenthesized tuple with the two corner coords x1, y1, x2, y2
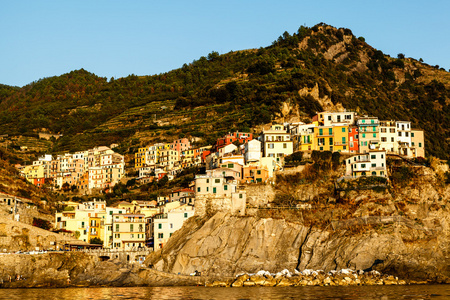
(147, 168, 450, 283)
(0, 215, 77, 251)
(206, 269, 411, 287)
(0, 252, 211, 288)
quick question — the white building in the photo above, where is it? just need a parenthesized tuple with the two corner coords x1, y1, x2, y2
(318, 111, 357, 126)
(345, 150, 387, 178)
(259, 124, 293, 164)
(153, 205, 195, 250)
(244, 139, 261, 163)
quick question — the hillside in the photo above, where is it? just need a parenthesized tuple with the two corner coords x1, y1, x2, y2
(0, 23, 449, 158)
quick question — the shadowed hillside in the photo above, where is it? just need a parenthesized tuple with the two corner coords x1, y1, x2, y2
(0, 23, 448, 158)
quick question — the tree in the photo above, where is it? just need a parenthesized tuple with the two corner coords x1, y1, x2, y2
(397, 53, 405, 59)
(207, 51, 219, 61)
(62, 182, 70, 192)
(158, 175, 169, 187)
(90, 237, 103, 245)
(32, 218, 51, 230)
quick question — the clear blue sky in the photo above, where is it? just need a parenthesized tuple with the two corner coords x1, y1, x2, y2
(1, 0, 449, 87)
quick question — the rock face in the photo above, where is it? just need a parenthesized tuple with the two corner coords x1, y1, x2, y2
(0, 252, 209, 288)
(147, 212, 450, 282)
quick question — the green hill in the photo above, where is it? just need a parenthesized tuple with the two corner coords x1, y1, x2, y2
(0, 23, 449, 158)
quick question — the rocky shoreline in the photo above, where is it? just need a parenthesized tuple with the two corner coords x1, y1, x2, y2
(0, 252, 432, 289)
(206, 269, 426, 288)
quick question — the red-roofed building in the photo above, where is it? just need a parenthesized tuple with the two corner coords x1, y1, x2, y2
(215, 132, 253, 150)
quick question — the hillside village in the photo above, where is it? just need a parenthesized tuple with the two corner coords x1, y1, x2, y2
(11, 110, 427, 251)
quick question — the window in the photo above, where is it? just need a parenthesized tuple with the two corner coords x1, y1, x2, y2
(319, 128, 323, 135)
(215, 179, 220, 183)
(391, 137, 394, 142)
(239, 194, 243, 199)
(371, 119, 374, 124)
(362, 120, 365, 123)
(184, 213, 188, 218)
(328, 128, 332, 135)
(213, 187, 217, 194)
(372, 171, 377, 176)
(224, 185, 228, 191)
(419, 143, 422, 147)
(361, 164, 366, 168)
(405, 132, 409, 137)
(170, 223, 173, 229)
(158, 224, 162, 229)
(373, 133, 376, 138)
(268, 143, 274, 149)
(373, 127, 376, 132)
(411, 132, 415, 137)
(412, 142, 415, 146)
(381, 137, 387, 142)
(381, 128, 386, 133)
(130, 224, 134, 232)
(371, 155, 376, 159)
(158, 233, 163, 239)
(371, 163, 376, 167)
(362, 133, 366, 138)
(197, 187, 200, 192)
(116, 224, 119, 231)
(257, 170, 261, 175)
(342, 128, 346, 133)
(283, 143, 287, 148)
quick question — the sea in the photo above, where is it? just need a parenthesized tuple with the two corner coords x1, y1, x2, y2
(1, 285, 449, 300)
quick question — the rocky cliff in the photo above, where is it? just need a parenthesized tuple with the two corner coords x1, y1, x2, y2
(147, 165, 450, 283)
(0, 252, 211, 288)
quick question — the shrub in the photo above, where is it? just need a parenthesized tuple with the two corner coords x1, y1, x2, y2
(32, 218, 51, 230)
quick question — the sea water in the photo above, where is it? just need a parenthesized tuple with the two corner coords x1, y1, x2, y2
(2, 285, 449, 299)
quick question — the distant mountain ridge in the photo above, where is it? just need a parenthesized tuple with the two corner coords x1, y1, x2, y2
(0, 23, 449, 158)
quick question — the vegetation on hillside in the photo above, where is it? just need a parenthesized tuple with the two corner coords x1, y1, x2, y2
(0, 23, 448, 158)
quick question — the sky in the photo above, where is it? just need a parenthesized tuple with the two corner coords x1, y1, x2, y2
(1, 0, 449, 87)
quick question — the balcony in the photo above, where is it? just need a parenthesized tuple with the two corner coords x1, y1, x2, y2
(358, 121, 379, 126)
(315, 133, 334, 138)
(334, 141, 347, 146)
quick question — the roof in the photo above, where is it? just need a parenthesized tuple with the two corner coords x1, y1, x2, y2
(172, 188, 195, 193)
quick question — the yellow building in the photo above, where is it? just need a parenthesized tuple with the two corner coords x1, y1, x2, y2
(135, 146, 148, 169)
(332, 125, 349, 152)
(112, 213, 146, 249)
(314, 126, 334, 152)
(22, 164, 45, 183)
(88, 216, 102, 243)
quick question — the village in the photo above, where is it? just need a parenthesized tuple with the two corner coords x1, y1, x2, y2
(15, 111, 426, 251)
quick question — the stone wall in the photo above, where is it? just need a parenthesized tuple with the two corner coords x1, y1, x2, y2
(244, 184, 275, 207)
(195, 192, 246, 217)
